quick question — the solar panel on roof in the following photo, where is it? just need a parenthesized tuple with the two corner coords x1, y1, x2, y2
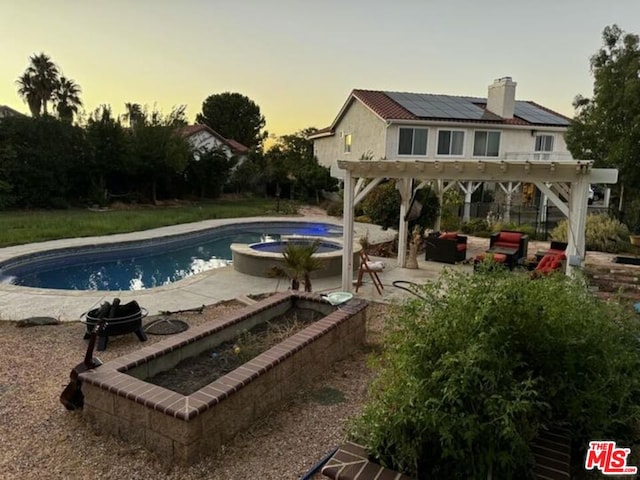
(387, 92, 487, 120)
(386, 92, 568, 125)
(514, 102, 569, 126)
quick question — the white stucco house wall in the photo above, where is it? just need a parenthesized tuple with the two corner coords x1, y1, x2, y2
(309, 77, 572, 179)
(182, 124, 249, 164)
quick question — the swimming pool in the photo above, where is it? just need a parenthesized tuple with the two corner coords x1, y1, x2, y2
(0, 221, 343, 291)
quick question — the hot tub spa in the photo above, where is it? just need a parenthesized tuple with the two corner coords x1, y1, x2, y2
(230, 239, 362, 278)
(78, 292, 367, 464)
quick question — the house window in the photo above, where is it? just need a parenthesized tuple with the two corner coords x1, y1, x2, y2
(437, 130, 464, 156)
(534, 135, 554, 160)
(344, 133, 352, 154)
(473, 131, 500, 157)
(398, 127, 428, 156)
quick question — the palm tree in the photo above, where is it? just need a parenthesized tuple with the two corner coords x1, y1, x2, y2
(124, 102, 143, 129)
(16, 53, 59, 117)
(54, 76, 83, 123)
(270, 240, 322, 292)
(16, 72, 41, 116)
(26, 53, 59, 115)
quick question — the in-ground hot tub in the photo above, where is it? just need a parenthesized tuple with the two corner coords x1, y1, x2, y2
(78, 292, 367, 464)
(231, 238, 362, 278)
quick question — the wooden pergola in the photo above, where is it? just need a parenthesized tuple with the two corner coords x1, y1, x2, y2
(338, 159, 619, 292)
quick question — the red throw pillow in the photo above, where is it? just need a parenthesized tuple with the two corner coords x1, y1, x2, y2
(439, 232, 458, 240)
(499, 232, 522, 244)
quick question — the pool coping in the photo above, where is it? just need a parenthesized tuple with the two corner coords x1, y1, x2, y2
(0, 216, 394, 322)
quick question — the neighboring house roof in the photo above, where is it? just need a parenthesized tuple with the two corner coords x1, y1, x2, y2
(0, 105, 25, 119)
(181, 124, 249, 155)
(225, 138, 249, 155)
(310, 89, 571, 138)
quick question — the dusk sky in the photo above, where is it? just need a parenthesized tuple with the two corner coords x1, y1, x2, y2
(2, 1, 640, 140)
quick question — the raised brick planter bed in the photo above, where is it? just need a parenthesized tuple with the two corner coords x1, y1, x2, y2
(79, 292, 367, 464)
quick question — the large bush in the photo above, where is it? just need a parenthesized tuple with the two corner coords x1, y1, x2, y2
(351, 269, 640, 479)
(551, 213, 631, 253)
(361, 180, 438, 230)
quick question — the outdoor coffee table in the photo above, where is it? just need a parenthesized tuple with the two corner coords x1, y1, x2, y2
(485, 246, 519, 268)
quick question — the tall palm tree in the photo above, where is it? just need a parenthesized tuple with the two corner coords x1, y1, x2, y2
(54, 76, 83, 123)
(16, 72, 41, 116)
(26, 53, 59, 115)
(16, 53, 59, 117)
(124, 102, 143, 129)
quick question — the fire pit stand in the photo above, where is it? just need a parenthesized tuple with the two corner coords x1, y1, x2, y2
(83, 300, 148, 351)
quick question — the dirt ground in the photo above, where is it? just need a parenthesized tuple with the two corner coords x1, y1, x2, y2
(0, 297, 389, 480)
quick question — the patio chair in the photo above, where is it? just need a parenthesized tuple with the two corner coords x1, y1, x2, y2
(425, 231, 468, 264)
(355, 250, 384, 295)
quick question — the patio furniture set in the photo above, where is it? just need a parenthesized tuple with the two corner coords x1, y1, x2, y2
(425, 229, 567, 275)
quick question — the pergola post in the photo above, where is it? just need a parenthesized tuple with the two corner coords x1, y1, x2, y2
(566, 175, 589, 275)
(459, 181, 481, 222)
(397, 178, 412, 267)
(341, 169, 355, 292)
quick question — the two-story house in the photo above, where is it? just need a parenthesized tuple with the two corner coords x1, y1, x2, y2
(310, 79, 619, 291)
(310, 77, 571, 179)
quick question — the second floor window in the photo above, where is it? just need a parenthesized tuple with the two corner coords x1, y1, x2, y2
(473, 131, 500, 157)
(534, 135, 554, 160)
(437, 130, 464, 156)
(344, 133, 352, 154)
(398, 127, 428, 155)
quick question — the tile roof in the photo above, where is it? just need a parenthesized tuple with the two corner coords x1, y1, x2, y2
(312, 89, 570, 137)
(352, 90, 418, 121)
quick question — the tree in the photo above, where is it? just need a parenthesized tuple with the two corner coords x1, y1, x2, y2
(16, 72, 41, 117)
(196, 92, 267, 150)
(185, 146, 237, 198)
(85, 105, 129, 204)
(54, 76, 83, 123)
(127, 105, 191, 204)
(0, 115, 87, 207)
(123, 102, 143, 129)
(17, 53, 60, 116)
(266, 128, 338, 202)
(566, 25, 640, 207)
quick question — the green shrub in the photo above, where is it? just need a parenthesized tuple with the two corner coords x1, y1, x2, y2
(460, 218, 490, 236)
(325, 202, 343, 217)
(550, 213, 631, 253)
(351, 269, 640, 479)
(491, 221, 535, 237)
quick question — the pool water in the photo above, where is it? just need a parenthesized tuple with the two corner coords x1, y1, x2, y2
(0, 222, 342, 291)
(250, 240, 341, 254)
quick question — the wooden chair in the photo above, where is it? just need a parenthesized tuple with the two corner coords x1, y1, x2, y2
(354, 250, 384, 295)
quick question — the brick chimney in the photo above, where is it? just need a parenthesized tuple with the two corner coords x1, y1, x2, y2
(486, 77, 517, 119)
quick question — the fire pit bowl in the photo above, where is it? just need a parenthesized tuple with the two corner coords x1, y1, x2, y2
(84, 300, 148, 351)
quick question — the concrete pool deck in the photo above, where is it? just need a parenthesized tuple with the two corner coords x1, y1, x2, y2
(0, 215, 434, 322)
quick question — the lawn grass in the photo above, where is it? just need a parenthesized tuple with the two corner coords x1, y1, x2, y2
(0, 198, 300, 247)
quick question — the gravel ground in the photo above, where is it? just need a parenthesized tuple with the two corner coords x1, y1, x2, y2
(0, 298, 390, 480)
